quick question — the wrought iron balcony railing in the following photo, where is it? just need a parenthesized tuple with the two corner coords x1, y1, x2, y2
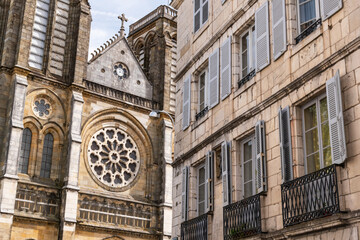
(223, 194, 262, 240)
(195, 106, 209, 121)
(281, 164, 340, 227)
(295, 19, 322, 44)
(238, 69, 256, 89)
(181, 213, 208, 240)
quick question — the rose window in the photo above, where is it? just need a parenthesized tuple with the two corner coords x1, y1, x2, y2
(87, 127, 140, 189)
(33, 98, 52, 118)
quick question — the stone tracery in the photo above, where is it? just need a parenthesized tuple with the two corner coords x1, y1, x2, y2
(87, 127, 140, 189)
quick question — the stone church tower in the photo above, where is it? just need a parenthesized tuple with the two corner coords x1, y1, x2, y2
(0, 0, 176, 239)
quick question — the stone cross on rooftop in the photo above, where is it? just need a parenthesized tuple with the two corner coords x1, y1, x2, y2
(118, 13, 128, 37)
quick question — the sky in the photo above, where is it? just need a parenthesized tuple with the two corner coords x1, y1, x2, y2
(88, 0, 169, 58)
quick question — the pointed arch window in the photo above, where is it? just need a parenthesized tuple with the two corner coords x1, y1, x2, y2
(135, 42, 145, 68)
(40, 133, 54, 178)
(18, 128, 32, 174)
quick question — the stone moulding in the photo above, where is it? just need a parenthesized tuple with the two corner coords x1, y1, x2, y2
(173, 36, 360, 166)
(83, 79, 160, 111)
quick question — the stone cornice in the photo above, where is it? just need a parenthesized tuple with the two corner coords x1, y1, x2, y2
(173, 36, 360, 167)
(83, 79, 160, 112)
(174, 0, 257, 83)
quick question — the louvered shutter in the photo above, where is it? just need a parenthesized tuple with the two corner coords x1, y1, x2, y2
(194, 0, 201, 32)
(222, 142, 231, 206)
(320, 0, 342, 20)
(272, 0, 287, 60)
(255, 1, 270, 72)
(279, 106, 293, 182)
(255, 121, 267, 193)
(221, 37, 232, 100)
(205, 151, 214, 212)
(209, 49, 220, 109)
(182, 75, 191, 130)
(326, 70, 347, 164)
(29, 0, 51, 69)
(181, 166, 189, 222)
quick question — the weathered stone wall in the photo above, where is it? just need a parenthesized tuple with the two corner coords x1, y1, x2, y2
(172, 0, 360, 238)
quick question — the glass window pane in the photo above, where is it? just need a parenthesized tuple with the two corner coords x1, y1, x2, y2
(304, 103, 317, 130)
(244, 140, 252, 161)
(320, 97, 328, 123)
(244, 182, 253, 199)
(323, 147, 332, 167)
(198, 202, 205, 215)
(199, 184, 205, 202)
(202, 2, 208, 24)
(195, 0, 200, 11)
(321, 122, 330, 148)
(18, 128, 32, 174)
(199, 167, 205, 184)
(307, 153, 320, 173)
(194, 12, 200, 32)
(305, 129, 319, 155)
(40, 133, 54, 178)
(244, 161, 252, 182)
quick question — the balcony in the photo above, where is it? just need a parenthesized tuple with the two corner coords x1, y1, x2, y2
(181, 213, 208, 240)
(223, 194, 262, 239)
(281, 164, 340, 227)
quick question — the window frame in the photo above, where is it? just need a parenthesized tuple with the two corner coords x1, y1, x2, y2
(198, 68, 208, 112)
(240, 25, 256, 79)
(302, 93, 331, 174)
(40, 133, 54, 178)
(194, 0, 209, 33)
(241, 136, 256, 199)
(197, 163, 206, 216)
(296, 0, 320, 34)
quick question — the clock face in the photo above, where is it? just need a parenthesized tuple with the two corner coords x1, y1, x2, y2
(113, 63, 129, 80)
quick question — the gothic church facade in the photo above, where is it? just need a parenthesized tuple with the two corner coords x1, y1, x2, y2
(0, 1, 176, 239)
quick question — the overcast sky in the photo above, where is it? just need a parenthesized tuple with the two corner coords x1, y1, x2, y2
(88, 0, 169, 58)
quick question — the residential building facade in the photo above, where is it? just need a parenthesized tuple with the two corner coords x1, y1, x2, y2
(170, 0, 360, 239)
(0, 1, 176, 239)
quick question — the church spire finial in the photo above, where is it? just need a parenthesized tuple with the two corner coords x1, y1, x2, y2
(118, 14, 128, 38)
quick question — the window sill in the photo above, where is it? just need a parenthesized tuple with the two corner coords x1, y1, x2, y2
(193, 21, 210, 43)
(233, 72, 256, 99)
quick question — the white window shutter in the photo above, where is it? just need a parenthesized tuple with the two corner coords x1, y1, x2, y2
(221, 36, 232, 100)
(255, 1, 270, 72)
(182, 75, 191, 130)
(320, 0, 342, 20)
(209, 48, 220, 109)
(205, 151, 214, 212)
(181, 166, 189, 222)
(326, 70, 347, 164)
(279, 106, 293, 182)
(222, 142, 231, 206)
(255, 120, 267, 193)
(272, 0, 287, 60)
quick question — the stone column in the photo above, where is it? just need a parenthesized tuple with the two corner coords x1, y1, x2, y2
(59, 91, 84, 240)
(0, 73, 27, 240)
(161, 119, 173, 240)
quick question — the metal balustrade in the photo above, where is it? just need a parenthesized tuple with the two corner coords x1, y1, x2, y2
(281, 164, 340, 227)
(181, 213, 208, 240)
(195, 106, 209, 121)
(223, 194, 262, 240)
(238, 69, 256, 89)
(295, 19, 322, 44)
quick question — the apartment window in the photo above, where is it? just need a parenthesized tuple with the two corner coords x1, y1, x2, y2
(40, 133, 54, 178)
(240, 26, 256, 79)
(241, 137, 255, 199)
(199, 69, 207, 111)
(297, 0, 319, 33)
(302, 94, 331, 174)
(197, 164, 206, 216)
(194, 0, 209, 33)
(18, 128, 32, 174)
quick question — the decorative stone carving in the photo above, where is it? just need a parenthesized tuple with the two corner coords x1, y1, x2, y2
(32, 98, 52, 118)
(113, 62, 129, 80)
(87, 127, 140, 190)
